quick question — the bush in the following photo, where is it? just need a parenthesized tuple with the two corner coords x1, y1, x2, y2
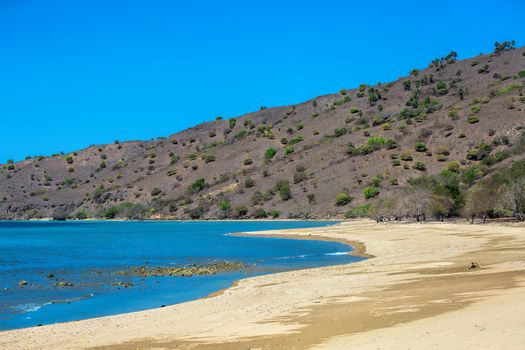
(363, 186, 380, 199)
(244, 178, 255, 188)
(188, 178, 206, 193)
(335, 192, 352, 206)
(367, 137, 386, 150)
(391, 159, 401, 167)
(414, 161, 427, 171)
(99, 206, 119, 219)
(284, 146, 294, 155)
(370, 176, 383, 187)
(289, 136, 304, 145)
(468, 115, 480, 124)
(358, 144, 374, 155)
(269, 210, 280, 218)
(243, 158, 253, 165)
(151, 187, 162, 196)
(307, 193, 316, 204)
(276, 180, 291, 201)
(233, 205, 248, 217)
(436, 81, 448, 95)
(436, 154, 447, 162)
(345, 204, 370, 218)
(293, 170, 307, 184)
(400, 152, 413, 161)
(189, 207, 204, 219)
(414, 141, 428, 152)
(253, 208, 267, 218)
(75, 211, 88, 220)
(498, 83, 523, 95)
(447, 161, 461, 173)
(203, 154, 216, 163)
(386, 139, 398, 149)
(234, 129, 248, 139)
(265, 148, 277, 160)
(334, 128, 347, 137)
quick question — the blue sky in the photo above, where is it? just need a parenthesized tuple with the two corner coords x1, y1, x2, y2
(1, 0, 524, 163)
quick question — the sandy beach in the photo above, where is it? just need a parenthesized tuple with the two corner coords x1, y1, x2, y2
(1, 220, 525, 349)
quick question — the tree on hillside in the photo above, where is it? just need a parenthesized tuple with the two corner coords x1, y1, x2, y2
(370, 187, 435, 222)
(494, 40, 515, 55)
(499, 178, 525, 221)
(463, 185, 497, 223)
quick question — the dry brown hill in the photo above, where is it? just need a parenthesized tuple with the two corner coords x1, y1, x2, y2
(1, 43, 524, 220)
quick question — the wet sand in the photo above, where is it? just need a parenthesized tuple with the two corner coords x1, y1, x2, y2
(1, 220, 524, 349)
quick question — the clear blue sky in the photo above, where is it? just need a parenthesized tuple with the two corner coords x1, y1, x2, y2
(1, 0, 524, 163)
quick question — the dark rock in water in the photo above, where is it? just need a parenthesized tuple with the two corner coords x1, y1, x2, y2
(55, 281, 74, 287)
(111, 281, 133, 288)
(160, 304, 166, 308)
(118, 261, 246, 278)
(18, 280, 28, 286)
(47, 273, 55, 278)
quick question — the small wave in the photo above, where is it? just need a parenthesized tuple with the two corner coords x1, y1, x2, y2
(276, 254, 312, 260)
(325, 251, 350, 256)
(13, 302, 51, 313)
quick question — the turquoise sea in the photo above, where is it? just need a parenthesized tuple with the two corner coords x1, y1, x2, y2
(0, 221, 362, 330)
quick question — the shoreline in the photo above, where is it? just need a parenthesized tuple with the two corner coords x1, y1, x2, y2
(1, 220, 525, 349)
(8, 218, 344, 222)
(234, 228, 372, 259)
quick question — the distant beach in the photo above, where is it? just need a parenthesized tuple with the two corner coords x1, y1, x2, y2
(2, 220, 524, 349)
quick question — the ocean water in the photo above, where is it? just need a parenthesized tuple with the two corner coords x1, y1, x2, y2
(0, 221, 362, 330)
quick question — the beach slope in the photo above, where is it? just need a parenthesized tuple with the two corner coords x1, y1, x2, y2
(1, 220, 525, 349)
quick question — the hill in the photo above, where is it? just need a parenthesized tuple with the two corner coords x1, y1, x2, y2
(1, 42, 525, 220)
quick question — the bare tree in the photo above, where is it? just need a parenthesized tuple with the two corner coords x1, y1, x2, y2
(402, 188, 433, 221)
(463, 186, 495, 223)
(429, 194, 454, 221)
(371, 188, 434, 222)
(499, 178, 525, 221)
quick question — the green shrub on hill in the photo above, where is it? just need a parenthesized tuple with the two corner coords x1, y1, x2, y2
(188, 178, 206, 193)
(414, 141, 427, 152)
(367, 137, 386, 150)
(276, 180, 291, 201)
(363, 186, 380, 199)
(345, 204, 371, 218)
(414, 161, 427, 171)
(335, 192, 352, 206)
(468, 115, 480, 124)
(265, 148, 277, 160)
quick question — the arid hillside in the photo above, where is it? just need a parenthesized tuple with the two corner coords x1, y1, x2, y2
(1, 42, 525, 220)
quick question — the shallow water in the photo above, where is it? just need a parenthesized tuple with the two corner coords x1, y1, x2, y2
(0, 220, 362, 330)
